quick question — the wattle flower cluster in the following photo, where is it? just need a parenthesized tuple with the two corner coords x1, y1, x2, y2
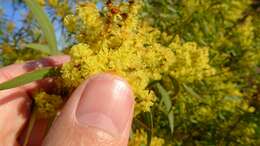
(61, 2, 214, 115)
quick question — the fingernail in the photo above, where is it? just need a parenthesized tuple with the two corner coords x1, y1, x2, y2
(24, 55, 70, 70)
(76, 73, 134, 136)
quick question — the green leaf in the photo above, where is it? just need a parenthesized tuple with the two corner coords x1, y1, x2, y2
(25, 43, 52, 55)
(0, 67, 57, 90)
(161, 75, 180, 98)
(24, 0, 58, 54)
(169, 76, 180, 97)
(144, 112, 153, 146)
(155, 83, 174, 134)
(183, 83, 201, 99)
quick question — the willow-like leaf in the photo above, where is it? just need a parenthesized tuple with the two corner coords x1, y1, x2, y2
(155, 83, 174, 134)
(169, 76, 180, 98)
(24, 0, 58, 54)
(0, 67, 57, 90)
(25, 43, 52, 55)
(144, 112, 153, 146)
(183, 83, 201, 99)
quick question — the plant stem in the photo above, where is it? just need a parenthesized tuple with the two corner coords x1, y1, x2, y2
(23, 107, 37, 146)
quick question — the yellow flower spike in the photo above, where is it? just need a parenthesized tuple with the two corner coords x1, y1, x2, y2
(64, 15, 76, 32)
(7, 22, 15, 33)
(129, 129, 165, 146)
(34, 91, 63, 118)
(48, 0, 58, 7)
(61, 2, 214, 115)
(37, 0, 45, 6)
(248, 106, 255, 113)
(234, 16, 254, 48)
(56, 3, 71, 18)
(169, 36, 215, 82)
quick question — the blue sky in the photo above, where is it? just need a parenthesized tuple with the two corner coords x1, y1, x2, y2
(0, 1, 26, 29)
(0, 1, 67, 49)
(0, 1, 104, 49)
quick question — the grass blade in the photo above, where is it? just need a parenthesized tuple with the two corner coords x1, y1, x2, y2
(0, 67, 57, 90)
(24, 0, 58, 54)
(25, 43, 51, 55)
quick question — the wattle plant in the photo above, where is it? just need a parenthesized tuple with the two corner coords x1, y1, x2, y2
(61, 2, 214, 116)
(0, 0, 259, 146)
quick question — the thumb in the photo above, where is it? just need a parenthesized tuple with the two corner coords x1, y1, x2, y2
(43, 73, 134, 146)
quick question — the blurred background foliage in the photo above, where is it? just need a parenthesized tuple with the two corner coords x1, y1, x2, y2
(0, 0, 260, 146)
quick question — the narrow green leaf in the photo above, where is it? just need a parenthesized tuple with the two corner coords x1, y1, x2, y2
(169, 76, 180, 97)
(160, 75, 180, 98)
(183, 83, 201, 99)
(0, 67, 57, 90)
(155, 83, 174, 134)
(156, 83, 171, 110)
(24, 0, 58, 54)
(144, 112, 153, 146)
(168, 110, 174, 133)
(25, 43, 51, 55)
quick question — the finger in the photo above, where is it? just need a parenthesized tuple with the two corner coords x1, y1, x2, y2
(0, 55, 70, 146)
(0, 55, 70, 92)
(19, 118, 49, 146)
(43, 73, 134, 146)
(0, 88, 31, 146)
(0, 55, 70, 82)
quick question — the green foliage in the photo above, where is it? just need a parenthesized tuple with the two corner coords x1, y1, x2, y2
(140, 0, 260, 145)
(0, 0, 260, 145)
(154, 83, 174, 133)
(25, 43, 53, 55)
(24, 0, 59, 54)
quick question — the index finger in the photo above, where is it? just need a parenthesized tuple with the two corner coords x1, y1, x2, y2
(0, 55, 70, 83)
(0, 55, 70, 93)
(0, 55, 69, 145)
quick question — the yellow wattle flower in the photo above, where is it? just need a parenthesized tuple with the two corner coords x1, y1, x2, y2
(34, 91, 63, 118)
(129, 129, 165, 146)
(61, 2, 214, 115)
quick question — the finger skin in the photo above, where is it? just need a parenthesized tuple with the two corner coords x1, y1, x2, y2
(0, 88, 31, 146)
(0, 55, 70, 93)
(0, 55, 70, 79)
(0, 55, 70, 146)
(19, 118, 49, 146)
(43, 73, 134, 146)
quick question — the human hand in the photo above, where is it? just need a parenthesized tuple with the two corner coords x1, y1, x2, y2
(0, 55, 134, 146)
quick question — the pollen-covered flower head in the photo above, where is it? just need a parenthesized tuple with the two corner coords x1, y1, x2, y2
(61, 1, 214, 115)
(34, 91, 63, 118)
(129, 129, 165, 146)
